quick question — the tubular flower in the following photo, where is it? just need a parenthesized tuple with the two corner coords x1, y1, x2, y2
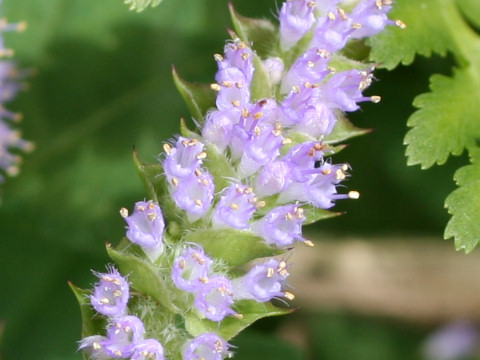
(90, 267, 129, 317)
(183, 333, 232, 360)
(121, 200, 165, 262)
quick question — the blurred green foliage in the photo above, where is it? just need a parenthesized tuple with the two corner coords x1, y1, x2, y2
(0, 0, 463, 359)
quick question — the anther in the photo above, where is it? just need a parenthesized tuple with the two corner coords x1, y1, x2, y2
(253, 111, 263, 120)
(337, 8, 347, 21)
(371, 95, 381, 103)
(348, 191, 360, 199)
(214, 53, 224, 62)
(232, 100, 240, 107)
(266, 267, 275, 278)
(327, 11, 336, 20)
(196, 152, 207, 160)
(284, 291, 295, 300)
(230, 203, 239, 210)
(119, 207, 128, 218)
(194, 199, 203, 206)
(147, 212, 157, 221)
(163, 143, 173, 155)
(304, 240, 315, 247)
(210, 83, 221, 91)
(395, 19, 406, 29)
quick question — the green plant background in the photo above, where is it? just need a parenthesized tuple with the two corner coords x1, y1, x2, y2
(0, 0, 466, 359)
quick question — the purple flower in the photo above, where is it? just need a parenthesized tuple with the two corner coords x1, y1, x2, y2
(236, 122, 284, 178)
(279, 0, 317, 51)
(213, 67, 251, 112)
(229, 100, 285, 162)
(283, 141, 327, 183)
(90, 266, 129, 317)
(121, 200, 165, 261)
(350, 0, 399, 39)
(233, 259, 293, 302)
(131, 338, 165, 360)
(216, 38, 255, 84)
(212, 184, 258, 229)
(172, 245, 213, 292)
(193, 275, 237, 322)
(103, 315, 145, 358)
(78, 335, 109, 360)
(170, 169, 215, 222)
(263, 57, 285, 86)
(202, 109, 236, 151)
(311, 8, 356, 52)
(163, 137, 206, 179)
(319, 68, 379, 112)
(183, 333, 232, 360)
(281, 47, 331, 91)
(255, 161, 291, 197)
(251, 204, 306, 247)
(280, 161, 357, 208)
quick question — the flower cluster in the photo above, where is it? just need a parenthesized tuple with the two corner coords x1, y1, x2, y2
(77, 1, 401, 359)
(0, 6, 33, 197)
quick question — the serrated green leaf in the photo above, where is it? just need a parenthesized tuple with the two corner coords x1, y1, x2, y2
(106, 244, 179, 313)
(404, 68, 480, 169)
(68, 282, 106, 338)
(183, 228, 281, 267)
(185, 300, 293, 340)
(133, 148, 165, 202)
(203, 144, 237, 191)
(444, 147, 480, 253)
(456, 0, 480, 30)
(228, 3, 278, 58)
(323, 112, 370, 144)
(172, 66, 216, 125)
(124, 0, 163, 12)
(369, 0, 456, 69)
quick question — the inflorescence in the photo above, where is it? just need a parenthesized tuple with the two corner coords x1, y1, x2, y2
(78, 0, 401, 359)
(0, 4, 33, 199)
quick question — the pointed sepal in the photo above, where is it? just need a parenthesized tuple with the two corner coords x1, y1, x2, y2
(228, 3, 278, 58)
(183, 228, 281, 267)
(185, 300, 293, 340)
(106, 243, 179, 313)
(172, 66, 216, 125)
(68, 282, 106, 338)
